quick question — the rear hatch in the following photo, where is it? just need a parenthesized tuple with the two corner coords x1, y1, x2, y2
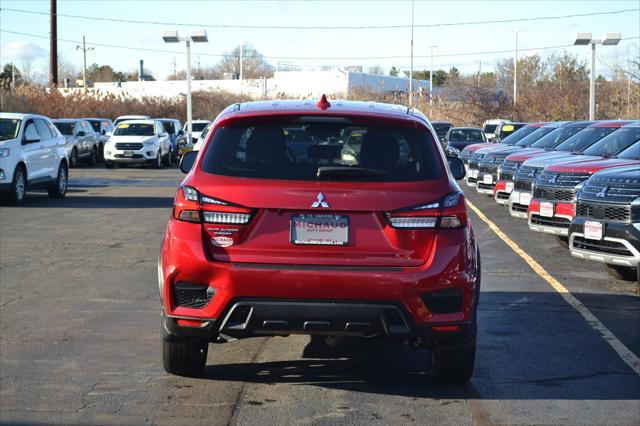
(185, 115, 454, 268)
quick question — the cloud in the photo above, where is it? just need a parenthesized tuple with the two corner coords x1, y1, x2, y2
(1, 41, 47, 61)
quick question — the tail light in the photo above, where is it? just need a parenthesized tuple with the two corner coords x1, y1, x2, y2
(386, 192, 467, 229)
(174, 185, 254, 224)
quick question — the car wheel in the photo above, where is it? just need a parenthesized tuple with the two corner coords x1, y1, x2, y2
(162, 150, 171, 167)
(161, 326, 208, 377)
(7, 165, 27, 204)
(47, 162, 68, 199)
(556, 236, 569, 249)
(70, 148, 78, 168)
(604, 264, 638, 281)
(429, 322, 476, 383)
(87, 147, 98, 166)
(98, 143, 104, 161)
(154, 150, 163, 169)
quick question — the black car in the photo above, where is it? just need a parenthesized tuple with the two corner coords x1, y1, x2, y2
(431, 121, 453, 143)
(569, 162, 640, 281)
(445, 127, 486, 151)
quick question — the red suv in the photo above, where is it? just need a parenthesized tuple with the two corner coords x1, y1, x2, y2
(159, 98, 480, 382)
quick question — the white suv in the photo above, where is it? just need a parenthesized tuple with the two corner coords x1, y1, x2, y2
(103, 120, 172, 168)
(0, 113, 69, 204)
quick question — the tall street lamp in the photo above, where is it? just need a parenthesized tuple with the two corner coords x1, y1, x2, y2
(162, 30, 209, 145)
(574, 32, 621, 120)
(427, 45, 437, 109)
(510, 29, 526, 107)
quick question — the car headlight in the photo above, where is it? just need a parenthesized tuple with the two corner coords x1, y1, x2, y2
(144, 140, 157, 146)
(573, 180, 587, 203)
(0, 148, 10, 157)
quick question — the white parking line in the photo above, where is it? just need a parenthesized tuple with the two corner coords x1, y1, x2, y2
(467, 200, 640, 376)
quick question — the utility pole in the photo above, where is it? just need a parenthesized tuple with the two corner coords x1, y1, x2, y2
(76, 35, 93, 92)
(239, 42, 244, 94)
(50, 0, 58, 87)
(477, 59, 482, 87)
(409, 0, 414, 107)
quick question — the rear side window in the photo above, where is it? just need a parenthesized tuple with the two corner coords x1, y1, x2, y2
(201, 120, 442, 182)
(35, 119, 53, 140)
(483, 124, 498, 133)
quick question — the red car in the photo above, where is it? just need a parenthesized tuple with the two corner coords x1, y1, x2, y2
(527, 122, 640, 238)
(159, 97, 480, 382)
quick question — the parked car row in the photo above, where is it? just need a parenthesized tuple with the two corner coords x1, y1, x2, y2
(459, 120, 640, 281)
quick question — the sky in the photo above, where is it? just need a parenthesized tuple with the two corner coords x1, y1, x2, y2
(0, 0, 638, 82)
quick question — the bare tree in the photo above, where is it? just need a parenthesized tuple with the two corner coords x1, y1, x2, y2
(214, 44, 274, 79)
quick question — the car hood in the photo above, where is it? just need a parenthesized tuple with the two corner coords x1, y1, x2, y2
(476, 145, 520, 155)
(462, 142, 496, 153)
(109, 135, 156, 143)
(506, 149, 564, 163)
(545, 158, 640, 173)
(522, 153, 601, 168)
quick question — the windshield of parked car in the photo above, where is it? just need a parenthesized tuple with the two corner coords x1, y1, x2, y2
(483, 124, 498, 133)
(583, 127, 640, 157)
(515, 127, 555, 147)
(531, 126, 586, 149)
(499, 126, 537, 145)
(113, 123, 155, 136)
(53, 122, 75, 136)
(191, 122, 210, 132)
(448, 129, 484, 141)
(615, 141, 640, 159)
(555, 127, 617, 153)
(432, 123, 452, 138)
(201, 119, 443, 182)
(0, 118, 22, 141)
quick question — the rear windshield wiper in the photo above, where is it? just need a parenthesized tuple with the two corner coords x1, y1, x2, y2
(316, 166, 388, 179)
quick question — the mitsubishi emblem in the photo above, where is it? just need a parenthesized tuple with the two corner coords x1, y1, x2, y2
(311, 192, 329, 208)
(550, 174, 558, 184)
(596, 186, 609, 198)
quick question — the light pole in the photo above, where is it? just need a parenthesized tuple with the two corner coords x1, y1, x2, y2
(76, 35, 94, 93)
(574, 32, 621, 120)
(511, 29, 526, 107)
(409, 0, 414, 107)
(162, 30, 209, 146)
(427, 45, 437, 109)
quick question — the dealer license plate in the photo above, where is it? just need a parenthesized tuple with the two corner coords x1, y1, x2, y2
(123, 151, 134, 157)
(505, 181, 514, 193)
(540, 202, 554, 217)
(520, 192, 532, 205)
(483, 174, 493, 184)
(584, 220, 603, 240)
(291, 214, 349, 246)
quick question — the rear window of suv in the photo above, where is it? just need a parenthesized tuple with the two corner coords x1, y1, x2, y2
(201, 119, 442, 182)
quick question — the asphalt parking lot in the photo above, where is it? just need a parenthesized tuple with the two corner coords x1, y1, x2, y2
(1, 166, 639, 425)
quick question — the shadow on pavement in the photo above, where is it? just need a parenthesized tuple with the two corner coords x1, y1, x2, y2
(201, 291, 640, 400)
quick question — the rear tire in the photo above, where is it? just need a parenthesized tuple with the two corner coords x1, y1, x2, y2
(161, 326, 208, 377)
(69, 148, 78, 168)
(7, 165, 27, 205)
(556, 236, 569, 249)
(430, 326, 476, 383)
(604, 264, 638, 281)
(47, 162, 68, 199)
(88, 147, 98, 166)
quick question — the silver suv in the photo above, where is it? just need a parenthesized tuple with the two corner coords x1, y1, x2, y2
(52, 119, 100, 167)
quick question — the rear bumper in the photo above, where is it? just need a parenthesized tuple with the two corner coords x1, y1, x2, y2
(160, 218, 480, 344)
(163, 300, 476, 346)
(527, 200, 574, 236)
(569, 218, 640, 267)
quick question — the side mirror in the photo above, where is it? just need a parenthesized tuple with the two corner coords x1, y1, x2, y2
(178, 129, 184, 136)
(180, 150, 198, 174)
(447, 156, 466, 180)
(77, 131, 86, 137)
(101, 129, 106, 135)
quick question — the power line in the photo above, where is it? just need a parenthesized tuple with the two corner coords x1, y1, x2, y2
(1, 6, 638, 30)
(1, 29, 638, 61)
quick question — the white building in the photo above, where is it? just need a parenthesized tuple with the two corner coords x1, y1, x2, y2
(63, 70, 431, 100)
